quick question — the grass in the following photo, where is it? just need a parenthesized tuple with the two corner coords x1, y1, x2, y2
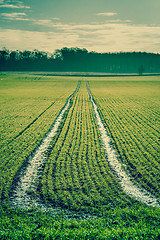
(0, 74, 159, 239)
(0, 205, 159, 239)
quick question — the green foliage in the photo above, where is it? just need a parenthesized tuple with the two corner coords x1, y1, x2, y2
(0, 205, 160, 239)
(89, 78, 160, 198)
(0, 74, 78, 204)
(41, 81, 133, 213)
(1, 48, 160, 73)
(0, 74, 159, 239)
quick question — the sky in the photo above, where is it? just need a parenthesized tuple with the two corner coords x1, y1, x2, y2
(0, 0, 160, 53)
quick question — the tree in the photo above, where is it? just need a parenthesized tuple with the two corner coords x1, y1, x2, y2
(138, 64, 144, 75)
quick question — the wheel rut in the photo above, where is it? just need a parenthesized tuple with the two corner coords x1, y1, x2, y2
(8, 97, 62, 145)
(9, 82, 80, 213)
(87, 81, 160, 208)
(9, 80, 159, 217)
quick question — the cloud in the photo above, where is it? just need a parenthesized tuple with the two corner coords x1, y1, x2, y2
(33, 19, 56, 26)
(1, 13, 60, 23)
(96, 12, 118, 16)
(80, 23, 160, 53)
(52, 17, 60, 21)
(0, 4, 30, 8)
(1, 12, 28, 20)
(0, 0, 30, 9)
(105, 19, 132, 23)
(0, 22, 160, 53)
(1, 12, 26, 17)
(0, 28, 79, 52)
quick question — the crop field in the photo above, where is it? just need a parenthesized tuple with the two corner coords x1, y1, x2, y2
(0, 74, 78, 205)
(89, 78, 160, 198)
(41, 81, 133, 212)
(0, 74, 160, 239)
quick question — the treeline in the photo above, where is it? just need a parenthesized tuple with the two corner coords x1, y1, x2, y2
(0, 47, 160, 74)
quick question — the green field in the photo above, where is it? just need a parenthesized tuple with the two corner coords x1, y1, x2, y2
(89, 78, 160, 198)
(0, 74, 160, 239)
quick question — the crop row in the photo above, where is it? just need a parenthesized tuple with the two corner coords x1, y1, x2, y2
(41, 81, 133, 213)
(89, 80, 160, 198)
(0, 75, 78, 204)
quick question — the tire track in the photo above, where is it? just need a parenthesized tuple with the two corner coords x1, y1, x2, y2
(7, 98, 61, 145)
(87, 81, 160, 208)
(9, 81, 80, 210)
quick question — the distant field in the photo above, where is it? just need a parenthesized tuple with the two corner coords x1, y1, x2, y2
(0, 74, 159, 239)
(87, 75, 160, 81)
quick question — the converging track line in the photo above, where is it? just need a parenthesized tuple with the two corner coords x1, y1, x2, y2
(87, 81, 160, 208)
(10, 82, 80, 210)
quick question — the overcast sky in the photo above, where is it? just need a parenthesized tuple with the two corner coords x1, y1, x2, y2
(0, 0, 160, 53)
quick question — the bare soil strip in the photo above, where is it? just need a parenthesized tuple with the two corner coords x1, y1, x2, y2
(87, 82, 160, 208)
(10, 82, 80, 212)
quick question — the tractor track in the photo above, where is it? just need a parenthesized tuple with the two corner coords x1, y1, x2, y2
(87, 81, 160, 208)
(9, 82, 81, 213)
(7, 97, 62, 145)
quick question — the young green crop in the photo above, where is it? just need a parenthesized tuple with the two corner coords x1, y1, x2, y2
(41, 81, 136, 213)
(0, 74, 78, 204)
(89, 77, 160, 198)
(0, 74, 160, 239)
